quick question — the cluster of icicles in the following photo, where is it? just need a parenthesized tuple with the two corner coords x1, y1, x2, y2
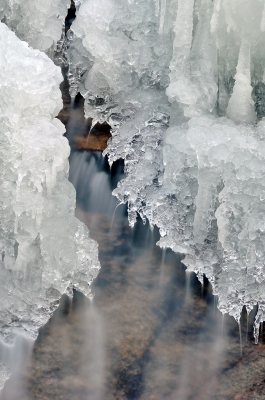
(2, 0, 265, 361)
(66, 0, 265, 344)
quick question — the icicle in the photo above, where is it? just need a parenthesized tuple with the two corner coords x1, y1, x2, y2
(253, 303, 265, 344)
(159, 0, 167, 34)
(155, 0, 160, 17)
(166, 0, 195, 102)
(238, 320, 243, 357)
(226, 39, 256, 124)
(222, 0, 237, 32)
(254, 322, 260, 344)
(210, 0, 222, 33)
(261, 2, 265, 32)
(173, 0, 194, 49)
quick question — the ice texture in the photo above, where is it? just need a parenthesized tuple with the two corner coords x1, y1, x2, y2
(0, 19, 100, 362)
(63, 0, 265, 341)
(0, 0, 70, 54)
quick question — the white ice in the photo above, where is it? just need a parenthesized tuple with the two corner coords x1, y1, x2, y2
(1, 0, 70, 54)
(63, 0, 265, 342)
(0, 21, 100, 386)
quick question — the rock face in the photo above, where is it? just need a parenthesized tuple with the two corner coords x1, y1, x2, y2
(56, 82, 111, 152)
(71, 121, 111, 152)
(0, 21, 100, 386)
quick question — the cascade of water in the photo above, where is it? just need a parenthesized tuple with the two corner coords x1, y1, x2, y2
(3, 2, 265, 397)
(0, 335, 34, 399)
(60, 0, 265, 341)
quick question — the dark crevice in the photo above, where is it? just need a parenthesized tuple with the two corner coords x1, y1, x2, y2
(65, 1, 76, 33)
(56, 2, 112, 152)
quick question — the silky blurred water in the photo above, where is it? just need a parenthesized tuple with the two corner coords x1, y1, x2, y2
(2, 101, 265, 399)
(2, 149, 265, 400)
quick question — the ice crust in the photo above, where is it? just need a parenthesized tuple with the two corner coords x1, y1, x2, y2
(63, 0, 265, 341)
(0, 0, 70, 54)
(0, 19, 100, 357)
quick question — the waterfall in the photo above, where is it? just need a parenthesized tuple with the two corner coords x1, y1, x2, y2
(2, 0, 265, 390)
(65, 0, 265, 342)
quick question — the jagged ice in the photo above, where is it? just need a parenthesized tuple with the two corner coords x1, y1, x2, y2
(0, 20, 100, 385)
(65, 0, 265, 343)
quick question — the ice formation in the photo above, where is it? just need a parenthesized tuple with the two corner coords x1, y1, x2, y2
(0, 0, 69, 54)
(0, 21, 100, 385)
(63, 0, 265, 341)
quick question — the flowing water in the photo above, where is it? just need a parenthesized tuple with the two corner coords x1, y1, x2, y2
(3, 1, 265, 399)
(2, 98, 265, 400)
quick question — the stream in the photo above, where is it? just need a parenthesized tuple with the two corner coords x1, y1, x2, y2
(2, 95, 265, 399)
(2, 5, 265, 397)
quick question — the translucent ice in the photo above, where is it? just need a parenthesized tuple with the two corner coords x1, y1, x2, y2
(0, 21, 100, 385)
(0, 0, 70, 54)
(64, 0, 265, 341)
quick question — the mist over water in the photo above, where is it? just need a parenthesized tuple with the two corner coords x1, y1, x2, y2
(69, 151, 122, 216)
(0, 335, 34, 400)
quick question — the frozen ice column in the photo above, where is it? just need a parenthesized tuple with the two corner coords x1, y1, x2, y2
(226, 40, 256, 124)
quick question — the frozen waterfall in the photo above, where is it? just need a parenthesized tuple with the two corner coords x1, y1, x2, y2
(2, 0, 265, 389)
(64, 0, 265, 343)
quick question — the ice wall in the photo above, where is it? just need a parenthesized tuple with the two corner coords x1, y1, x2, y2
(0, 21, 100, 385)
(65, 0, 265, 341)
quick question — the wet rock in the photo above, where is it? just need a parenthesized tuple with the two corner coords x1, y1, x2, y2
(57, 85, 111, 152)
(72, 121, 112, 152)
